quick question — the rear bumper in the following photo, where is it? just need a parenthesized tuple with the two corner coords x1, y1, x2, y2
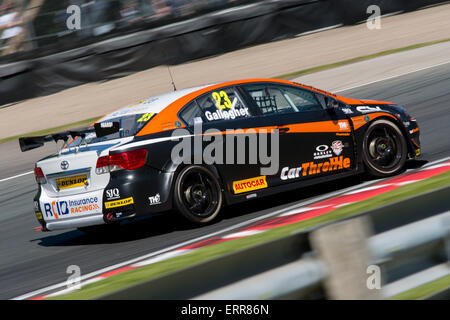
(46, 213, 105, 231)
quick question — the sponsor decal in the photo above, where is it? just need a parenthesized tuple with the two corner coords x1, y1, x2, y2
(280, 166, 302, 180)
(106, 188, 120, 200)
(416, 149, 421, 157)
(34, 201, 40, 212)
(233, 176, 267, 194)
(331, 140, 344, 156)
(338, 121, 349, 130)
(364, 115, 370, 122)
(43, 197, 100, 219)
(409, 128, 419, 134)
(356, 106, 382, 113)
(314, 141, 344, 159)
(403, 121, 410, 127)
(149, 193, 161, 205)
(301, 156, 351, 176)
(60, 160, 69, 170)
(204, 107, 250, 121)
(246, 193, 258, 199)
(35, 212, 43, 220)
(56, 175, 88, 190)
(314, 144, 332, 160)
(342, 108, 353, 114)
(105, 197, 134, 209)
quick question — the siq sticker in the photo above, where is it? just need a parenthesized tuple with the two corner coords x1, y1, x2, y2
(106, 188, 120, 200)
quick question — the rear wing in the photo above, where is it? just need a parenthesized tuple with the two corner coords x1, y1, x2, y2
(19, 122, 120, 152)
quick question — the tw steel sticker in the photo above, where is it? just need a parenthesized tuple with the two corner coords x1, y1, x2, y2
(233, 176, 268, 194)
(104, 197, 134, 209)
(301, 156, 351, 177)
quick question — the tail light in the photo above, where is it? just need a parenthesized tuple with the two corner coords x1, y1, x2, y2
(34, 167, 47, 184)
(96, 149, 148, 175)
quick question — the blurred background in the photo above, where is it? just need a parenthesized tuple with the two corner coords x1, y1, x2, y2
(0, 0, 245, 56)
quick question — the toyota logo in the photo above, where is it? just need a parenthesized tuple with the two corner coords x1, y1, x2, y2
(60, 161, 69, 170)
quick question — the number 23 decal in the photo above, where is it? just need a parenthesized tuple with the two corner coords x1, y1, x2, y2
(212, 91, 232, 110)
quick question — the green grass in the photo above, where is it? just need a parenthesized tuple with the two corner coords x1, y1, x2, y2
(390, 274, 450, 300)
(0, 116, 101, 145)
(49, 170, 450, 300)
(3, 38, 450, 146)
(274, 38, 450, 80)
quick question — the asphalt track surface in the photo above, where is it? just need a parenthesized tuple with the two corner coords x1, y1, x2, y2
(1, 62, 450, 299)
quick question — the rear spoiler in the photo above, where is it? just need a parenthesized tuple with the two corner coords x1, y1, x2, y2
(19, 121, 120, 152)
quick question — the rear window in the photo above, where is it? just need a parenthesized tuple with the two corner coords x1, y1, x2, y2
(67, 113, 155, 147)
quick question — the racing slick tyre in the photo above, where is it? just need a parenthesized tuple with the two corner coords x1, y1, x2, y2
(174, 165, 223, 224)
(362, 119, 407, 177)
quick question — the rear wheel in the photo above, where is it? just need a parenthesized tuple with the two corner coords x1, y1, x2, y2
(362, 119, 407, 177)
(173, 166, 223, 224)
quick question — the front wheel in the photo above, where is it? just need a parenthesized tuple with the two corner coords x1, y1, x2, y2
(173, 166, 223, 224)
(362, 119, 407, 177)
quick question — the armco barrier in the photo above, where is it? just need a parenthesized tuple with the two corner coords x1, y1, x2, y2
(1, 0, 449, 106)
(97, 185, 450, 300)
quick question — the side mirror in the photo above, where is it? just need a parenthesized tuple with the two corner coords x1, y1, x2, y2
(326, 98, 339, 112)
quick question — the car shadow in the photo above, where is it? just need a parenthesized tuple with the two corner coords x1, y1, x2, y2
(33, 159, 429, 247)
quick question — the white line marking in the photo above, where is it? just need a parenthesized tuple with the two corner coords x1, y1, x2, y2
(334, 60, 450, 93)
(278, 206, 330, 217)
(221, 230, 265, 239)
(421, 162, 450, 170)
(45, 277, 104, 298)
(422, 156, 450, 168)
(0, 171, 33, 183)
(132, 249, 192, 268)
(395, 180, 420, 186)
(344, 184, 392, 195)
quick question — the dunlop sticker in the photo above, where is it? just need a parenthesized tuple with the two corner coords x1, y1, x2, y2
(105, 197, 134, 209)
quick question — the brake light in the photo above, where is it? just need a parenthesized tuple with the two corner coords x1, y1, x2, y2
(96, 149, 148, 174)
(34, 167, 47, 184)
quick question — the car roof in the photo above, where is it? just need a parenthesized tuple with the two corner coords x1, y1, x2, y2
(100, 85, 210, 122)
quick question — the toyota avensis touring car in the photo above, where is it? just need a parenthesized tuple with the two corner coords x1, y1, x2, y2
(20, 79, 421, 232)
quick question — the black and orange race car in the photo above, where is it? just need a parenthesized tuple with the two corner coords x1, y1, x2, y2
(20, 78, 421, 232)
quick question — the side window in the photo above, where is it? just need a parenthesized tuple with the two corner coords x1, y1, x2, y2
(242, 84, 323, 115)
(179, 101, 204, 126)
(196, 87, 251, 122)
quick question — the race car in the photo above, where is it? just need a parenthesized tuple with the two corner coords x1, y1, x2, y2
(20, 78, 421, 232)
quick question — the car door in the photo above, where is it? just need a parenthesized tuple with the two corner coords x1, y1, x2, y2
(239, 82, 355, 187)
(178, 86, 277, 196)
